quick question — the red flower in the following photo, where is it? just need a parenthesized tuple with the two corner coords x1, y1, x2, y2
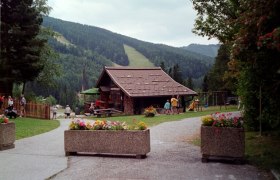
(79, 121, 85, 127)
(4, 117, 9, 123)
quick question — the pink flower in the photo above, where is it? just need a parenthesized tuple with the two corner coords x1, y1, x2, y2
(79, 121, 85, 127)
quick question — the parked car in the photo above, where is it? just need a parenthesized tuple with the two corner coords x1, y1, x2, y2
(226, 97, 238, 105)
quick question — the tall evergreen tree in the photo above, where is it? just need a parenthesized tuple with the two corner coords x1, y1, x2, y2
(172, 64, 184, 84)
(160, 61, 166, 72)
(207, 44, 231, 91)
(0, 0, 48, 96)
(186, 77, 194, 90)
(168, 67, 173, 78)
(202, 75, 209, 92)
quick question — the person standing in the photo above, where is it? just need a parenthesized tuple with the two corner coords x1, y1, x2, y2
(52, 105, 58, 119)
(164, 99, 171, 115)
(89, 102, 95, 115)
(64, 105, 71, 118)
(171, 96, 178, 115)
(7, 96, 14, 111)
(20, 94, 26, 117)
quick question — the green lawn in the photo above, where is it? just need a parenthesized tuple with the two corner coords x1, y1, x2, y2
(9, 106, 236, 140)
(10, 118, 60, 140)
(88, 105, 238, 127)
(245, 131, 280, 171)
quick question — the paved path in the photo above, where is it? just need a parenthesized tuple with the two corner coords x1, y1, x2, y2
(0, 115, 273, 180)
(0, 119, 70, 180)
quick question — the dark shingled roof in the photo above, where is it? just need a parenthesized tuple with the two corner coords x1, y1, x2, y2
(97, 67, 197, 97)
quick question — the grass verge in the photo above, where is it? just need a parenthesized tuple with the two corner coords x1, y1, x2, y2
(87, 105, 238, 127)
(245, 131, 280, 171)
(189, 125, 280, 171)
(10, 118, 60, 140)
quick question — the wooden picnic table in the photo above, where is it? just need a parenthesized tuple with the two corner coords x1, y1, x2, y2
(93, 108, 122, 117)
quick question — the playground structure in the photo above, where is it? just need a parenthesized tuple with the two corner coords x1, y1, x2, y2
(188, 91, 237, 111)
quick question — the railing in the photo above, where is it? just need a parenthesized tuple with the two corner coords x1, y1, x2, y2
(2, 99, 50, 120)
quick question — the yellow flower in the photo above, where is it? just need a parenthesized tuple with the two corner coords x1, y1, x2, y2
(137, 121, 147, 130)
(201, 115, 214, 126)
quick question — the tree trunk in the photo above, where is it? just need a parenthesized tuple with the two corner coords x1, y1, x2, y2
(22, 82, 26, 95)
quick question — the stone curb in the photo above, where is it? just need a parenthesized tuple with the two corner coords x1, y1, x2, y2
(271, 169, 280, 180)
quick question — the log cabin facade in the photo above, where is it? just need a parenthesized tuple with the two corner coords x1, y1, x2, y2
(96, 67, 197, 115)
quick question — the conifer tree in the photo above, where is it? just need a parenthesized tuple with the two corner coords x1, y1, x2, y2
(207, 44, 231, 91)
(160, 61, 166, 72)
(172, 64, 184, 84)
(202, 75, 208, 92)
(186, 77, 194, 90)
(0, 0, 48, 96)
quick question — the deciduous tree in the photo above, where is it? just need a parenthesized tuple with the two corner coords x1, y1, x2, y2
(192, 0, 280, 130)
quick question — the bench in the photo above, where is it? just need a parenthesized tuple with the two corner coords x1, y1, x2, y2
(93, 108, 122, 118)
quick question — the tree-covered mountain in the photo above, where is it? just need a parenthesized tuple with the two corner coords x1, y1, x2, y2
(182, 44, 220, 58)
(27, 16, 216, 106)
(42, 16, 214, 79)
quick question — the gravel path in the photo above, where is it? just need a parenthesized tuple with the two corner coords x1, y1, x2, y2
(52, 115, 273, 180)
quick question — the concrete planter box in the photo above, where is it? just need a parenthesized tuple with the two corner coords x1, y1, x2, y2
(64, 129, 150, 158)
(0, 122, 16, 150)
(201, 126, 245, 162)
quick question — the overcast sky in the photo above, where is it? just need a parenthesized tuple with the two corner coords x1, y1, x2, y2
(47, 0, 219, 47)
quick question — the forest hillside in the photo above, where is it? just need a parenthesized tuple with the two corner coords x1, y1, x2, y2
(27, 16, 218, 105)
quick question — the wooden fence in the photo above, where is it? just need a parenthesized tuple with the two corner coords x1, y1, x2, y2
(2, 99, 50, 120)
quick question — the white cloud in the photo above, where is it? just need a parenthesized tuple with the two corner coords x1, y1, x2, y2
(48, 0, 219, 47)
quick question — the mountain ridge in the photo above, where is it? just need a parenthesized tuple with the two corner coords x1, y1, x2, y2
(182, 44, 220, 58)
(28, 16, 219, 105)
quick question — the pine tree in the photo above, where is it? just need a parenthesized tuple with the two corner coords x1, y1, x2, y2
(172, 64, 184, 84)
(186, 77, 194, 90)
(202, 75, 209, 92)
(168, 67, 173, 78)
(0, 0, 47, 96)
(160, 61, 166, 72)
(207, 44, 231, 91)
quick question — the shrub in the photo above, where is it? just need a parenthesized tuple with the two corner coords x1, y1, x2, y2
(143, 106, 157, 117)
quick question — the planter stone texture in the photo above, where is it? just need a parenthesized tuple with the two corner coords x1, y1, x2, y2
(64, 129, 150, 158)
(201, 126, 245, 161)
(0, 122, 15, 150)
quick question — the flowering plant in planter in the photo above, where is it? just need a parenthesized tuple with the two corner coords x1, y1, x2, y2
(65, 119, 150, 158)
(0, 115, 9, 123)
(69, 119, 147, 130)
(201, 112, 243, 128)
(0, 115, 15, 151)
(143, 106, 157, 117)
(200, 112, 245, 162)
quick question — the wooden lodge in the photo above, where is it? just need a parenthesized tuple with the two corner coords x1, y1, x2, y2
(95, 67, 197, 115)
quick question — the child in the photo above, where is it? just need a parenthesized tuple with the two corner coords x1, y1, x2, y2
(164, 100, 171, 115)
(20, 95, 26, 117)
(7, 96, 14, 111)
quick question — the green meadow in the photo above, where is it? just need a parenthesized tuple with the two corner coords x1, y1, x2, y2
(124, 44, 154, 67)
